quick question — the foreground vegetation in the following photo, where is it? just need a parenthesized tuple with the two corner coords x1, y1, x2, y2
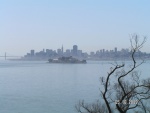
(76, 35, 150, 113)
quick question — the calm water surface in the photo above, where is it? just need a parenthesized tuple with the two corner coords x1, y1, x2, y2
(0, 60, 149, 113)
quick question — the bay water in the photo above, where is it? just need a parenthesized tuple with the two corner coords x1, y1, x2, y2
(0, 60, 149, 113)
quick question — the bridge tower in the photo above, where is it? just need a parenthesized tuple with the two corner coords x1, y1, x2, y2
(5, 52, 6, 60)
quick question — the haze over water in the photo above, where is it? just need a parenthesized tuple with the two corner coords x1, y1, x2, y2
(0, 60, 149, 113)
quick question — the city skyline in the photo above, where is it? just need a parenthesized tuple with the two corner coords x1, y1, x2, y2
(2, 44, 147, 60)
(16, 43, 148, 61)
(0, 0, 150, 56)
(24, 45, 133, 55)
(23, 44, 150, 60)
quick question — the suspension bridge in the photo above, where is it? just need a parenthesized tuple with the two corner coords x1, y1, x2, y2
(0, 53, 22, 60)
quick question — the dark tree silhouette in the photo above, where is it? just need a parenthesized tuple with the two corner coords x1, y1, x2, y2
(76, 35, 150, 113)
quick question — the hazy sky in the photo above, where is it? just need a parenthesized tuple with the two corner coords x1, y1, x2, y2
(0, 0, 150, 56)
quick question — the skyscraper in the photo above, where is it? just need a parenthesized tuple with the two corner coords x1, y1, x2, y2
(31, 50, 35, 56)
(73, 45, 78, 56)
(62, 45, 63, 54)
(114, 47, 117, 53)
(57, 49, 62, 56)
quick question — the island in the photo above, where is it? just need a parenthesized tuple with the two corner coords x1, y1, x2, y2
(48, 56, 86, 64)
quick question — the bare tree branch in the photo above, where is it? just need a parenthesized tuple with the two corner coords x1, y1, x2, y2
(76, 35, 150, 113)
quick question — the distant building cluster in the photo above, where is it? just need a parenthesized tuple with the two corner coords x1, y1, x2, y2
(23, 45, 88, 60)
(91, 48, 149, 60)
(23, 45, 150, 60)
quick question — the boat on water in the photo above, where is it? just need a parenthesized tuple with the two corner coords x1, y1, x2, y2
(48, 56, 86, 64)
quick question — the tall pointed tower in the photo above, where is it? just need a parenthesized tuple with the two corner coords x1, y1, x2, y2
(62, 45, 63, 54)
